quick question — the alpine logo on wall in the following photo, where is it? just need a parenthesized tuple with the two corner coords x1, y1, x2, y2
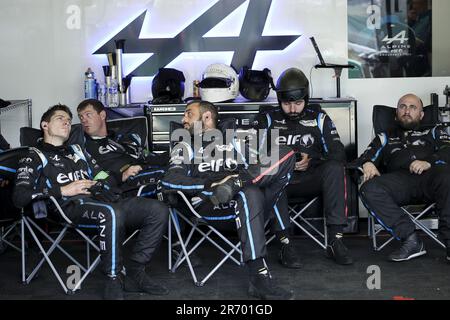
(94, 0, 301, 77)
(348, 0, 432, 78)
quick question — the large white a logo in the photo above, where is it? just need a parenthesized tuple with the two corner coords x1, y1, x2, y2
(382, 30, 408, 44)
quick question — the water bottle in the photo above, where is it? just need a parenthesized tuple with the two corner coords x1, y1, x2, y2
(97, 82, 107, 106)
(108, 78, 119, 107)
(84, 68, 97, 99)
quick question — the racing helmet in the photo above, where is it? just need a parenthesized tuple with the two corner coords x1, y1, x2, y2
(198, 64, 239, 103)
(275, 67, 309, 104)
(151, 68, 185, 104)
(238, 66, 275, 101)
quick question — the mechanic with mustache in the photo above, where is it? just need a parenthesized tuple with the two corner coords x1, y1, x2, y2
(357, 94, 450, 262)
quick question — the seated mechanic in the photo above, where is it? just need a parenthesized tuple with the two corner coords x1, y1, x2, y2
(356, 94, 450, 262)
(159, 100, 296, 300)
(255, 68, 353, 265)
(77, 99, 168, 194)
(13, 104, 169, 299)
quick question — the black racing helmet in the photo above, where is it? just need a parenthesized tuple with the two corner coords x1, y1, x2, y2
(151, 68, 186, 104)
(275, 67, 309, 104)
(238, 66, 275, 101)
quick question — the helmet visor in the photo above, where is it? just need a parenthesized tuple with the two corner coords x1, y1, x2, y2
(276, 88, 307, 102)
(199, 77, 232, 88)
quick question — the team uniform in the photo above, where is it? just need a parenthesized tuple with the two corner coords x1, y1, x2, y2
(83, 131, 169, 196)
(357, 125, 450, 241)
(13, 141, 168, 277)
(159, 121, 295, 262)
(254, 105, 348, 233)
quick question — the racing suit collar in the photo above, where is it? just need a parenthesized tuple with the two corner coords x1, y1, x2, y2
(40, 141, 71, 153)
(84, 131, 109, 141)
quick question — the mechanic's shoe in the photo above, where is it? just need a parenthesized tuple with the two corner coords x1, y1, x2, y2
(388, 232, 426, 262)
(124, 264, 169, 295)
(279, 243, 302, 269)
(248, 273, 293, 300)
(326, 236, 354, 265)
(103, 276, 124, 300)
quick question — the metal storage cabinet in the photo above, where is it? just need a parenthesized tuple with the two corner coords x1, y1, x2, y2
(146, 98, 357, 162)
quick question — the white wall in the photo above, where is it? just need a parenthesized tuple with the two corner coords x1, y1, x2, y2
(433, 0, 450, 76)
(0, 0, 449, 156)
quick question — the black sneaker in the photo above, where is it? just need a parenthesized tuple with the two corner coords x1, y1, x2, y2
(248, 273, 293, 300)
(279, 243, 302, 269)
(326, 237, 354, 265)
(103, 276, 124, 300)
(388, 232, 426, 262)
(124, 265, 169, 296)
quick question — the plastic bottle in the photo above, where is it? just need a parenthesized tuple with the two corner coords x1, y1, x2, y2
(84, 68, 97, 99)
(97, 82, 107, 106)
(108, 78, 119, 107)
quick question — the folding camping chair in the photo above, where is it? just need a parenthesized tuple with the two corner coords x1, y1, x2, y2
(0, 144, 96, 293)
(365, 104, 446, 251)
(288, 196, 326, 249)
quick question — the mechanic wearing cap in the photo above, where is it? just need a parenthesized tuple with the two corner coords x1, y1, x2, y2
(254, 67, 353, 265)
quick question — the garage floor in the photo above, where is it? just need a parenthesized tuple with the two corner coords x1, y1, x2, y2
(0, 222, 449, 301)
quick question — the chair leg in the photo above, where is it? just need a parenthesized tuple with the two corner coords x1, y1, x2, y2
(169, 209, 200, 285)
(403, 209, 446, 249)
(168, 214, 172, 271)
(22, 217, 69, 294)
(70, 255, 101, 293)
(169, 208, 243, 287)
(1, 221, 21, 252)
(21, 217, 26, 284)
(369, 215, 396, 251)
(288, 197, 327, 249)
(27, 218, 87, 273)
(174, 212, 242, 267)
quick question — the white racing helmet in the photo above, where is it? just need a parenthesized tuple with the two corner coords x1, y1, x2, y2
(198, 63, 239, 103)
